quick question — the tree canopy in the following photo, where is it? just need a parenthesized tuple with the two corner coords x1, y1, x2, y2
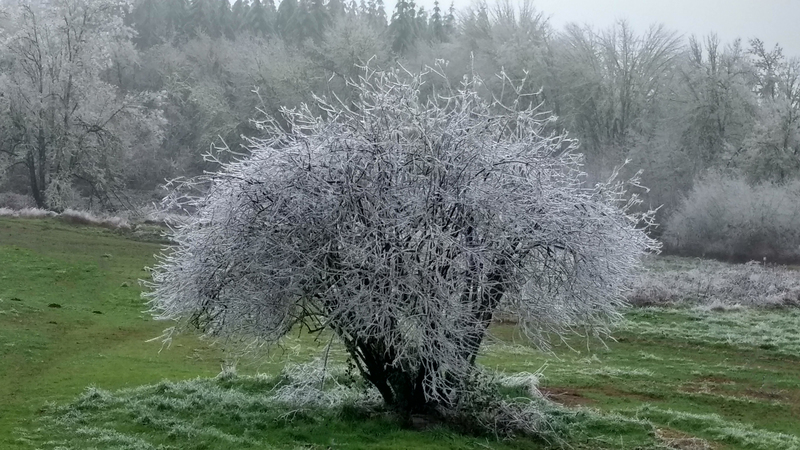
(146, 67, 658, 415)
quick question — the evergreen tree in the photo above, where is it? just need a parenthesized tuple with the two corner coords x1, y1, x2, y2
(213, 0, 233, 38)
(431, 0, 444, 42)
(189, 0, 214, 36)
(444, 1, 455, 36)
(277, 0, 301, 42)
(165, 0, 190, 39)
(130, 0, 164, 48)
(328, 0, 345, 19)
(389, 0, 417, 54)
(367, 0, 376, 27)
(264, 0, 277, 21)
(345, 0, 358, 17)
(374, 0, 387, 28)
(230, 0, 250, 33)
(248, 0, 272, 37)
(365, 0, 385, 29)
(416, 6, 428, 42)
(306, 0, 329, 43)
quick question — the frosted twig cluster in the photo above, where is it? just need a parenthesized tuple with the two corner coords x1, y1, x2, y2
(145, 66, 658, 413)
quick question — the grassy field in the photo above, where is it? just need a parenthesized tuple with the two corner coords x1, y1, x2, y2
(1, 217, 800, 449)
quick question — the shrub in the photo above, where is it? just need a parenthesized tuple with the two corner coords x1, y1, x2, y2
(0, 192, 36, 210)
(663, 173, 800, 262)
(58, 209, 131, 230)
(0, 207, 58, 219)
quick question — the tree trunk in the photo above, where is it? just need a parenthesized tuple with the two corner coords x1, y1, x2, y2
(27, 151, 45, 208)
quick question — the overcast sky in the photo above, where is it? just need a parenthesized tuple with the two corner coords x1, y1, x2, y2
(411, 0, 800, 57)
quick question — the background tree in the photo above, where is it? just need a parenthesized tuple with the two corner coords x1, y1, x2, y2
(389, 0, 417, 54)
(313, 15, 389, 81)
(553, 21, 681, 167)
(163, 0, 190, 41)
(188, 0, 214, 37)
(147, 68, 657, 416)
(305, 0, 330, 43)
(129, 0, 165, 48)
(430, 0, 444, 42)
(0, 0, 162, 209)
(739, 41, 800, 182)
(246, 0, 274, 38)
(327, 0, 345, 20)
(276, 0, 301, 42)
(677, 35, 754, 171)
(230, 0, 250, 34)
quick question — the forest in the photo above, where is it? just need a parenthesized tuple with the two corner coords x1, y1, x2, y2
(0, 0, 798, 261)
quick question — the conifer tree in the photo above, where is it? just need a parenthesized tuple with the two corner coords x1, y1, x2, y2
(248, 0, 273, 37)
(431, 0, 445, 42)
(306, 0, 330, 43)
(189, 0, 214, 36)
(389, 0, 417, 54)
(231, 0, 251, 33)
(277, 0, 300, 41)
(130, 0, 165, 48)
(416, 6, 428, 42)
(345, 0, 358, 17)
(165, 0, 190, 39)
(374, 0, 387, 28)
(213, 0, 233, 38)
(328, 0, 345, 19)
(444, 1, 455, 36)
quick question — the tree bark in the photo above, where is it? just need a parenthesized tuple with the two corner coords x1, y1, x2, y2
(27, 151, 45, 208)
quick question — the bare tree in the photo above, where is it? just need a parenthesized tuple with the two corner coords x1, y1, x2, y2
(146, 67, 658, 417)
(0, 0, 161, 210)
(555, 21, 681, 166)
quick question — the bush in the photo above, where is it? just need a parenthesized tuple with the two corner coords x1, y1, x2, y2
(663, 174, 800, 262)
(0, 207, 58, 219)
(58, 209, 131, 230)
(0, 192, 36, 210)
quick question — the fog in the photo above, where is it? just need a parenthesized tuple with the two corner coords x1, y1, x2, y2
(414, 0, 800, 56)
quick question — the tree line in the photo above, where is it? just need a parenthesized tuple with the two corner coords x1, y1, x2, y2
(0, 0, 797, 225)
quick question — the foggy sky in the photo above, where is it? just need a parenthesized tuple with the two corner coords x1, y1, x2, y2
(412, 0, 800, 58)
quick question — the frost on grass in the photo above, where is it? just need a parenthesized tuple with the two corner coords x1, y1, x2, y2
(629, 256, 800, 308)
(624, 308, 800, 357)
(635, 405, 800, 450)
(268, 358, 382, 410)
(28, 362, 621, 448)
(576, 367, 654, 379)
(34, 371, 293, 449)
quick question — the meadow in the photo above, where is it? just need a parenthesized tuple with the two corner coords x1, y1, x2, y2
(1, 217, 799, 449)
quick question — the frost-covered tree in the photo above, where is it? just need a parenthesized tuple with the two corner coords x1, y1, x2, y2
(314, 17, 389, 81)
(146, 67, 657, 416)
(0, 0, 162, 209)
(554, 21, 681, 162)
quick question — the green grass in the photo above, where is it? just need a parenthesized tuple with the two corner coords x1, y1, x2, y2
(2, 217, 800, 449)
(0, 218, 229, 449)
(480, 310, 800, 449)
